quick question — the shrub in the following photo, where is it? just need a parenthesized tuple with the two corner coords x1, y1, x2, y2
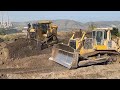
(111, 27, 119, 36)
(0, 28, 6, 35)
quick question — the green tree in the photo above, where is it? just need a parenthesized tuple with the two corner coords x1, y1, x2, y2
(88, 22, 97, 30)
(0, 28, 6, 35)
(111, 27, 120, 36)
(116, 32, 120, 37)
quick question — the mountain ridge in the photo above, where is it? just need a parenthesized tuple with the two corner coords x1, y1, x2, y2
(11, 19, 120, 31)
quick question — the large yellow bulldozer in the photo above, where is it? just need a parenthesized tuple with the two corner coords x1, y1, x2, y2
(49, 27, 120, 69)
(27, 20, 58, 49)
(0, 20, 58, 59)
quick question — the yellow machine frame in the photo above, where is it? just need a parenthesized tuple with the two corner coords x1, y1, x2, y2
(29, 20, 58, 41)
(68, 28, 120, 56)
(49, 27, 120, 69)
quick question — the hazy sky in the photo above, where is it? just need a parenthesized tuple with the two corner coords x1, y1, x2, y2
(1, 11, 120, 22)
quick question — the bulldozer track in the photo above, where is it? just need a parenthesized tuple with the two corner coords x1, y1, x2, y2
(82, 50, 120, 58)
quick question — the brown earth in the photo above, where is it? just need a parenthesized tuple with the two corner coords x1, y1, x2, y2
(0, 46, 120, 79)
(5, 63, 120, 79)
(0, 31, 120, 79)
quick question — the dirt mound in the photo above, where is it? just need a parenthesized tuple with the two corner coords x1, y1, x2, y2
(0, 32, 72, 60)
(0, 38, 42, 59)
(0, 47, 66, 74)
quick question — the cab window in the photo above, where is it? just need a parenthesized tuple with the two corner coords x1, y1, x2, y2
(92, 31, 96, 39)
(96, 31, 103, 45)
(104, 30, 107, 39)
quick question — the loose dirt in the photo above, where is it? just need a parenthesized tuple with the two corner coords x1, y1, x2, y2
(0, 32, 120, 79)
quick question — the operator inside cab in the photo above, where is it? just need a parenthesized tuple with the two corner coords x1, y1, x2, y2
(41, 24, 49, 34)
(27, 23, 31, 32)
(27, 23, 37, 39)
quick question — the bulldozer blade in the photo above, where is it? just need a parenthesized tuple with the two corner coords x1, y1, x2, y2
(49, 43, 79, 69)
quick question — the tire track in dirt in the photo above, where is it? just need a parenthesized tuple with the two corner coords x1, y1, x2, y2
(5, 64, 120, 79)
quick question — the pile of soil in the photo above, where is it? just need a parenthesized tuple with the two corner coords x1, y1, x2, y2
(0, 31, 72, 60)
(1, 38, 42, 59)
(0, 47, 67, 74)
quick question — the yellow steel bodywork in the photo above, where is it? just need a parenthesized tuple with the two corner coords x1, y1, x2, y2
(93, 40, 108, 50)
(94, 45, 107, 50)
(49, 27, 120, 69)
(29, 29, 36, 32)
(68, 28, 119, 55)
(80, 47, 95, 55)
(29, 20, 58, 41)
(68, 31, 95, 55)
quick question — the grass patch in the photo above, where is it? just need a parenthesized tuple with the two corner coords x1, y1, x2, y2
(0, 33, 26, 41)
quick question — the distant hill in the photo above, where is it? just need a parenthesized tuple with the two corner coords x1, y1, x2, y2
(86, 21, 120, 32)
(11, 20, 120, 32)
(12, 19, 85, 31)
(52, 19, 85, 31)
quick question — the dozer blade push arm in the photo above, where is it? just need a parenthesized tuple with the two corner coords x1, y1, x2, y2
(76, 31, 86, 51)
(68, 32, 75, 46)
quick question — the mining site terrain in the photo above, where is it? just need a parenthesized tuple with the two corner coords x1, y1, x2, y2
(0, 31, 120, 79)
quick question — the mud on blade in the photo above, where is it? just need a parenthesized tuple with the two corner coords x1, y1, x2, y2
(50, 43, 79, 69)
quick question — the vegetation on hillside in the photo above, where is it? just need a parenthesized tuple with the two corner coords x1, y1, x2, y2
(88, 23, 97, 30)
(88, 23, 120, 37)
(0, 28, 22, 35)
(0, 28, 6, 35)
(111, 27, 120, 37)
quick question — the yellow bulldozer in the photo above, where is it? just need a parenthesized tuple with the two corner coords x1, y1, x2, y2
(0, 20, 58, 59)
(27, 20, 58, 49)
(49, 27, 120, 69)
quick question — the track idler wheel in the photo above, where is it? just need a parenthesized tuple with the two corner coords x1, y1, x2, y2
(107, 56, 117, 64)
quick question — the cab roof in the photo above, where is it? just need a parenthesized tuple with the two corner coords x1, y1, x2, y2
(92, 27, 113, 31)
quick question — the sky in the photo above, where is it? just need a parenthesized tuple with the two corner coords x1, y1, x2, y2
(0, 11, 120, 22)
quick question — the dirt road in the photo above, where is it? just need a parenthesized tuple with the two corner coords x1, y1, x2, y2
(1, 63, 120, 79)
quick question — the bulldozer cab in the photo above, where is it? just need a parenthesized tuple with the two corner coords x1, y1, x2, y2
(28, 20, 58, 41)
(92, 29, 111, 45)
(37, 21, 58, 41)
(92, 28, 112, 50)
(38, 21, 51, 34)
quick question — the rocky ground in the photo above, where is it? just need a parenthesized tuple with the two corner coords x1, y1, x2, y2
(0, 47, 120, 79)
(0, 32, 120, 79)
